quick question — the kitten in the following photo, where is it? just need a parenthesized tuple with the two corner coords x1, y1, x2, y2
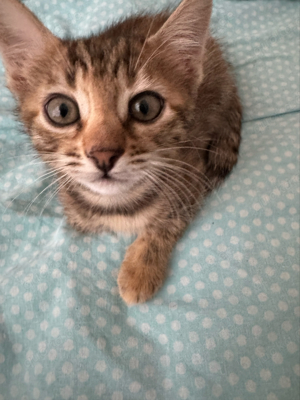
(0, 0, 242, 304)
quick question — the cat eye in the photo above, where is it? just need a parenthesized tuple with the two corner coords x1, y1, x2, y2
(45, 95, 80, 126)
(129, 91, 164, 123)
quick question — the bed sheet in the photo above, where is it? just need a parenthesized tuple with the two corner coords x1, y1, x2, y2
(0, 1, 299, 400)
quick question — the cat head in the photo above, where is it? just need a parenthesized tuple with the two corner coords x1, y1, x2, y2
(0, 0, 212, 197)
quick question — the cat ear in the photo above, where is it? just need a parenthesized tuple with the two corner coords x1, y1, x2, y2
(0, 0, 57, 93)
(146, 0, 212, 84)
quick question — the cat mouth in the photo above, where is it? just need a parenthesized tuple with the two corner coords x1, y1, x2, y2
(79, 174, 129, 196)
(92, 175, 123, 184)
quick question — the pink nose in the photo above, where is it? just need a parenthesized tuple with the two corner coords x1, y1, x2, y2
(87, 148, 124, 173)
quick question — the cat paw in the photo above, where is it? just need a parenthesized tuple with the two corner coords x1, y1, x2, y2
(117, 262, 163, 305)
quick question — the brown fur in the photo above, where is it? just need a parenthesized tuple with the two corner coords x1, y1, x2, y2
(0, 0, 242, 304)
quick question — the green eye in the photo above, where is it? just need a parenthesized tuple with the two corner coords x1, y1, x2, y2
(45, 95, 80, 126)
(129, 91, 164, 122)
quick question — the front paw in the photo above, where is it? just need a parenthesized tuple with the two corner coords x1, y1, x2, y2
(117, 260, 165, 305)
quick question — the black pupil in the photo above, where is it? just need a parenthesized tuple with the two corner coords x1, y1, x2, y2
(59, 103, 69, 118)
(139, 100, 149, 115)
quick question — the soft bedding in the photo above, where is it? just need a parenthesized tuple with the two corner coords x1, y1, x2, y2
(0, 1, 299, 399)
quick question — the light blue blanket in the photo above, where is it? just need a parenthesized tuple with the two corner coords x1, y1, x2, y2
(0, 1, 299, 399)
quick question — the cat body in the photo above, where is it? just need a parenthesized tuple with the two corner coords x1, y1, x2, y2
(0, 0, 242, 303)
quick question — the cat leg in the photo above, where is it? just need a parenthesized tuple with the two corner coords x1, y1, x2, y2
(118, 227, 181, 304)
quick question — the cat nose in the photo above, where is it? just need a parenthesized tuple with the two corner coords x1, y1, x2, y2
(87, 148, 124, 173)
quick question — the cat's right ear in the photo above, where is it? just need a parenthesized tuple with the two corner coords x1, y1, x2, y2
(144, 0, 212, 86)
(0, 0, 58, 95)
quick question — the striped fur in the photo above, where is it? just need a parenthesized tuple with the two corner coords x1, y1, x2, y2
(0, 0, 242, 304)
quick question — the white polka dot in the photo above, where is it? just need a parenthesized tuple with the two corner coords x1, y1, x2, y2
(219, 328, 230, 340)
(242, 286, 252, 297)
(95, 384, 106, 397)
(228, 373, 239, 385)
(95, 360, 106, 372)
(158, 334, 168, 345)
(186, 311, 197, 321)
(260, 369, 271, 381)
(209, 361, 221, 373)
(10, 286, 19, 297)
(233, 314, 243, 325)
(282, 320, 292, 332)
(245, 380, 256, 393)
(167, 285, 176, 294)
(220, 260, 230, 271)
(64, 339, 74, 351)
(278, 301, 289, 311)
(178, 387, 189, 399)
(26, 329, 36, 340)
(293, 364, 300, 376)
(202, 318, 212, 328)
(112, 368, 123, 380)
(146, 389, 156, 400)
(237, 335, 247, 346)
(183, 294, 193, 302)
(48, 348, 57, 361)
(195, 280, 205, 290)
(176, 363, 186, 374)
(195, 376, 205, 389)
(127, 337, 138, 348)
(212, 290, 222, 299)
(171, 320, 181, 331)
(224, 277, 233, 287)
(143, 343, 153, 354)
(206, 338, 216, 350)
(267, 393, 278, 400)
(279, 376, 291, 388)
(209, 272, 218, 281)
(129, 382, 141, 393)
(224, 350, 234, 361)
(51, 327, 59, 338)
(62, 362, 73, 375)
(79, 347, 89, 359)
(174, 341, 184, 352)
(160, 355, 170, 367)
(287, 342, 298, 354)
(155, 314, 165, 324)
(216, 308, 227, 319)
(52, 306, 61, 318)
(112, 393, 123, 400)
(212, 383, 223, 397)
(228, 295, 239, 305)
(272, 352, 283, 364)
(252, 325, 262, 337)
(162, 378, 173, 390)
(240, 356, 251, 369)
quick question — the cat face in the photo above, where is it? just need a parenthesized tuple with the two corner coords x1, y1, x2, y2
(0, 0, 212, 200)
(18, 26, 195, 196)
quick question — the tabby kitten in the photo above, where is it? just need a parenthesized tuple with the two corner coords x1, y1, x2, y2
(0, 0, 242, 304)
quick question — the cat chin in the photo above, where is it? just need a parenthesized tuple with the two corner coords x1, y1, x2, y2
(80, 178, 130, 196)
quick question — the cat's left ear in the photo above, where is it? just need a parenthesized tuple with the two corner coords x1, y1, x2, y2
(145, 0, 212, 85)
(0, 0, 58, 94)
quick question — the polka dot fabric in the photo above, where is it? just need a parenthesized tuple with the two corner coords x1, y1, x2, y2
(0, 1, 299, 400)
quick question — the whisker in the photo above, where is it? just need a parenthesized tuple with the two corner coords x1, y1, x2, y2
(144, 169, 188, 219)
(134, 18, 155, 71)
(154, 145, 219, 155)
(0, 167, 66, 215)
(151, 160, 201, 183)
(150, 165, 200, 209)
(38, 175, 73, 217)
(22, 173, 69, 218)
(142, 170, 179, 220)
(152, 158, 215, 191)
